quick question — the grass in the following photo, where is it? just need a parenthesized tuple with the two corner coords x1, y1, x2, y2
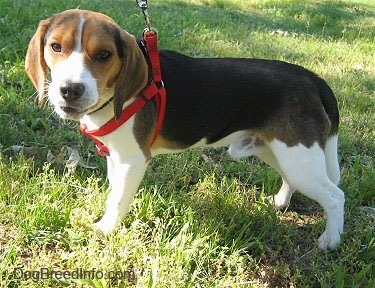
(0, 0, 374, 287)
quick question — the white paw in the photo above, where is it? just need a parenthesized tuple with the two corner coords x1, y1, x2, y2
(318, 229, 342, 250)
(92, 217, 118, 235)
(265, 195, 290, 210)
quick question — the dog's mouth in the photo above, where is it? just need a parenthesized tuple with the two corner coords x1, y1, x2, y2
(56, 97, 111, 120)
(58, 105, 89, 120)
(60, 106, 81, 114)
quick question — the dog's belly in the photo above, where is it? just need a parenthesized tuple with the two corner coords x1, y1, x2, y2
(151, 130, 264, 157)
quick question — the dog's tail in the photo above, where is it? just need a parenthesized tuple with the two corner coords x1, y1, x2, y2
(316, 76, 339, 137)
(316, 76, 341, 185)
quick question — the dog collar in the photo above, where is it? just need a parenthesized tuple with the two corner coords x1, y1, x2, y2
(86, 97, 113, 116)
(80, 31, 166, 157)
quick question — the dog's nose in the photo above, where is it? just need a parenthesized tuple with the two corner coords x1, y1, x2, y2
(60, 82, 85, 101)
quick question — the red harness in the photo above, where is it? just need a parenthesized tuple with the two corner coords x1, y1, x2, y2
(80, 32, 166, 157)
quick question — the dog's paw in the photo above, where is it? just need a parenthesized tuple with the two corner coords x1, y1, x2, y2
(265, 195, 290, 210)
(317, 229, 342, 250)
(92, 218, 118, 235)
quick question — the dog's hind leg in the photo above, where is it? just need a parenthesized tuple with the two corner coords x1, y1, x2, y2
(228, 135, 295, 209)
(255, 146, 295, 209)
(268, 140, 345, 250)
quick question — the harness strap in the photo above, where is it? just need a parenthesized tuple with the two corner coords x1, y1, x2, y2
(144, 32, 162, 82)
(142, 31, 166, 146)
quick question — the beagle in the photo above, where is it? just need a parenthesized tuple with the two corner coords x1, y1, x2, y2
(25, 9, 345, 250)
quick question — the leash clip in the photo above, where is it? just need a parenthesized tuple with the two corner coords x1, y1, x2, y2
(136, 0, 152, 32)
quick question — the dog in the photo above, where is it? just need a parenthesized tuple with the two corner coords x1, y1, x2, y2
(25, 9, 345, 250)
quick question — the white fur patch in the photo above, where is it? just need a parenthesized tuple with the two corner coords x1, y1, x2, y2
(228, 134, 263, 159)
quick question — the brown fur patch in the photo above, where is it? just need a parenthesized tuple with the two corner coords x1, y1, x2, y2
(133, 100, 156, 160)
(259, 104, 330, 148)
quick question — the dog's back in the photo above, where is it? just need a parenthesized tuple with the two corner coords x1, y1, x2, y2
(159, 50, 338, 149)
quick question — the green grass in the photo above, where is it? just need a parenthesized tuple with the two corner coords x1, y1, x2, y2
(1, 0, 374, 287)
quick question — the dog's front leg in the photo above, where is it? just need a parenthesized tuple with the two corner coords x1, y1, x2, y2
(94, 155, 149, 234)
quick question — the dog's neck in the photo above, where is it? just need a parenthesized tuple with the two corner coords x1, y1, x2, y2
(80, 101, 115, 131)
(80, 96, 137, 131)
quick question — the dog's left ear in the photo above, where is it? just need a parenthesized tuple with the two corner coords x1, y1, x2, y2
(25, 19, 50, 107)
(113, 30, 148, 119)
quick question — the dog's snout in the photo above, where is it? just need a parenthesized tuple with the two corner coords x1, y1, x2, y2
(60, 82, 85, 101)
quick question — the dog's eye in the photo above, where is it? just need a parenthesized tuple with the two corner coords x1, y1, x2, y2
(51, 43, 62, 53)
(96, 50, 112, 61)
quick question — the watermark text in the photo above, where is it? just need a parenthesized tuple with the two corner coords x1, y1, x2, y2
(12, 266, 137, 283)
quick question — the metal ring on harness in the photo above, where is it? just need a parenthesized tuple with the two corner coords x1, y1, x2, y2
(142, 27, 158, 38)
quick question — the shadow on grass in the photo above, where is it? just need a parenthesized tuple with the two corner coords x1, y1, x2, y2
(149, 0, 375, 45)
(144, 151, 325, 285)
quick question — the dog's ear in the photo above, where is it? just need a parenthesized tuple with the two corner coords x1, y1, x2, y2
(25, 19, 50, 107)
(113, 30, 148, 119)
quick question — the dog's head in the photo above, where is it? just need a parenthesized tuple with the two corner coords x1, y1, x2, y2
(25, 9, 148, 120)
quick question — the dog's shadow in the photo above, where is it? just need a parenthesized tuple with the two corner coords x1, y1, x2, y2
(143, 1, 374, 57)
(142, 149, 322, 255)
